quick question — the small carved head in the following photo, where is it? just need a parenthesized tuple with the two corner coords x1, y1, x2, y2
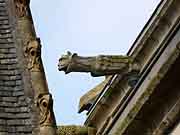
(36, 93, 55, 125)
(24, 39, 42, 71)
(58, 51, 73, 73)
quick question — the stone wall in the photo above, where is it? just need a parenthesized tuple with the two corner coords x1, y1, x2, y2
(0, 0, 34, 134)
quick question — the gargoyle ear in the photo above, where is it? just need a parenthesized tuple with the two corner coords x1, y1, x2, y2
(67, 51, 72, 56)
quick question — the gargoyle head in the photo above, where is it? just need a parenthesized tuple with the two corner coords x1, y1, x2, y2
(58, 51, 74, 73)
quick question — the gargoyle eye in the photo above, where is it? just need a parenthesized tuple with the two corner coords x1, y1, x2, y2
(59, 58, 63, 61)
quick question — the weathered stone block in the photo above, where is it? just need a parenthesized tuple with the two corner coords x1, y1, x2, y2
(16, 113, 31, 119)
(0, 53, 16, 59)
(7, 119, 31, 126)
(0, 33, 12, 39)
(2, 97, 17, 102)
(0, 29, 11, 34)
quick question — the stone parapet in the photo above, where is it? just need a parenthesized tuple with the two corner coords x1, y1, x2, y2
(58, 125, 96, 135)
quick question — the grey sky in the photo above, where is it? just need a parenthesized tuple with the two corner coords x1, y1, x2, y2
(30, 0, 161, 125)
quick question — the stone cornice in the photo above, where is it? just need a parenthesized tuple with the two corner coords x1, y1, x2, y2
(127, 0, 172, 56)
(153, 97, 180, 134)
(109, 35, 180, 135)
(58, 125, 96, 135)
(84, 0, 180, 134)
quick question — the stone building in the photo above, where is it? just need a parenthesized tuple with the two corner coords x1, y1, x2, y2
(0, 0, 57, 134)
(58, 0, 180, 134)
(1, 0, 180, 135)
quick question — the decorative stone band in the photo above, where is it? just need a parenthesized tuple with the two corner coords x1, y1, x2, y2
(14, 1, 57, 134)
(58, 125, 96, 135)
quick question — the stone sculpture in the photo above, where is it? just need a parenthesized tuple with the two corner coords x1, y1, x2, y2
(37, 93, 56, 126)
(24, 39, 42, 72)
(58, 51, 140, 77)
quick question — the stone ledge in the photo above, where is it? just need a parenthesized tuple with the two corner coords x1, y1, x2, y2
(58, 125, 96, 135)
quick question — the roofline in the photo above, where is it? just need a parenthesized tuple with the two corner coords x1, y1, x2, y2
(127, 0, 164, 55)
(85, 0, 175, 125)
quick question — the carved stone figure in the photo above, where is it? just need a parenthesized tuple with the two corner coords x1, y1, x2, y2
(36, 93, 56, 127)
(24, 39, 42, 72)
(58, 51, 140, 77)
(14, 0, 30, 18)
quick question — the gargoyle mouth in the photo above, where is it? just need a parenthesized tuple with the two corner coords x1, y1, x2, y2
(58, 63, 68, 72)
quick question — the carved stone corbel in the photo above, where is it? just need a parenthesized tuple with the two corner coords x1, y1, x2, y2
(24, 39, 43, 72)
(14, 0, 30, 18)
(36, 93, 56, 127)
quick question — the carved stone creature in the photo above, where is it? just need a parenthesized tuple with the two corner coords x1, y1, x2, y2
(58, 51, 140, 77)
(24, 39, 42, 72)
(14, 0, 30, 18)
(36, 93, 56, 126)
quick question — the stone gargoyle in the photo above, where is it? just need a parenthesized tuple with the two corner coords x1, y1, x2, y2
(58, 51, 140, 77)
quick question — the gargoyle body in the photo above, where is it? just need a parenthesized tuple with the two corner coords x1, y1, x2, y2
(58, 52, 139, 77)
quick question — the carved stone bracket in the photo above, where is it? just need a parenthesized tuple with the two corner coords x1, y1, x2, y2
(14, 0, 30, 18)
(36, 93, 56, 127)
(24, 39, 43, 72)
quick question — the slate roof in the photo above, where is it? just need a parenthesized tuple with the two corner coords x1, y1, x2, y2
(0, 0, 32, 134)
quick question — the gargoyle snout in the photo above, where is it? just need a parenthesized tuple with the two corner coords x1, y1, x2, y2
(58, 58, 68, 72)
(58, 58, 62, 71)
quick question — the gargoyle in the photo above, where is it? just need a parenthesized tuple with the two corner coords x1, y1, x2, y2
(58, 51, 140, 77)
